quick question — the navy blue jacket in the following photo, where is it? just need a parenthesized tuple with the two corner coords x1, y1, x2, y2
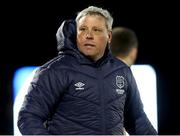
(18, 20, 157, 135)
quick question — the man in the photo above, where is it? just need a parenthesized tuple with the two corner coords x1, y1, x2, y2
(111, 27, 145, 135)
(111, 27, 138, 66)
(17, 6, 157, 135)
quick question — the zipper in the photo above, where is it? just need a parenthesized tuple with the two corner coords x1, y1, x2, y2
(97, 67, 106, 134)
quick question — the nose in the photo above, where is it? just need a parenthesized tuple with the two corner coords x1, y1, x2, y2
(86, 30, 93, 39)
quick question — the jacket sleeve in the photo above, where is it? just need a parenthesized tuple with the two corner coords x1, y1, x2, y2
(17, 67, 67, 134)
(124, 68, 158, 135)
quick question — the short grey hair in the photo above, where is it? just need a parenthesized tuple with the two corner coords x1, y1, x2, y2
(75, 6, 113, 31)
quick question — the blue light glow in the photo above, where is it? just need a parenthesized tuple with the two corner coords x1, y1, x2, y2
(13, 66, 37, 102)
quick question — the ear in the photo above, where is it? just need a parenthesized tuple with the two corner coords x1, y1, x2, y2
(130, 48, 138, 62)
(107, 31, 112, 44)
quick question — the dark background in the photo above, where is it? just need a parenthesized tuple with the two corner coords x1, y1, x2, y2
(0, 1, 179, 134)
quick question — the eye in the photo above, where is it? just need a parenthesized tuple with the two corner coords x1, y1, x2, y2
(79, 27, 87, 31)
(93, 28, 102, 32)
(92, 27, 103, 35)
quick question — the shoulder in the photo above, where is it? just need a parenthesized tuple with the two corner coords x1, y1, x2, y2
(36, 54, 78, 76)
(110, 56, 130, 70)
(41, 54, 74, 68)
(110, 56, 134, 79)
(31, 55, 71, 83)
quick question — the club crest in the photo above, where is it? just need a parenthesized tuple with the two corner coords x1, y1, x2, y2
(116, 76, 125, 89)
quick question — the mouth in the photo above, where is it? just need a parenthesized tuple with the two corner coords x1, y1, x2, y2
(84, 44, 95, 47)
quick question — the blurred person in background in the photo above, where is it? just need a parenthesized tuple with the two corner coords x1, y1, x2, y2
(111, 27, 138, 66)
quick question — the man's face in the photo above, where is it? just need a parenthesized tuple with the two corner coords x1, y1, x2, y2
(76, 15, 112, 61)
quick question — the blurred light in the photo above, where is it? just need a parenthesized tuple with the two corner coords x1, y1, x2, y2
(131, 65, 158, 131)
(13, 66, 37, 102)
(13, 66, 38, 135)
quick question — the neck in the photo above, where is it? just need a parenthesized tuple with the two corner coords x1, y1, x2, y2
(117, 56, 132, 67)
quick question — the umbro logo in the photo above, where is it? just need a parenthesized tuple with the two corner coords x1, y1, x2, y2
(74, 82, 85, 90)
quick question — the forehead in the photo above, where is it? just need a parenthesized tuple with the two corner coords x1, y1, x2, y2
(77, 15, 106, 27)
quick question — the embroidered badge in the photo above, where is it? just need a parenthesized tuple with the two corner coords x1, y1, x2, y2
(116, 76, 125, 94)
